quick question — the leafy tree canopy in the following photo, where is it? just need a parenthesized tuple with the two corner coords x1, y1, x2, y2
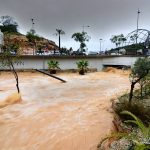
(72, 32, 90, 52)
(131, 57, 150, 78)
(110, 34, 126, 48)
(72, 32, 90, 43)
(56, 29, 65, 35)
(0, 15, 18, 33)
(26, 31, 41, 43)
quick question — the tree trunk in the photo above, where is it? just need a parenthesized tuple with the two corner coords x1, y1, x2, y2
(50, 69, 56, 74)
(79, 69, 85, 75)
(129, 75, 147, 103)
(140, 85, 143, 98)
(15, 74, 20, 93)
(59, 34, 60, 51)
(129, 82, 135, 103)
(10, 61, 20, 93)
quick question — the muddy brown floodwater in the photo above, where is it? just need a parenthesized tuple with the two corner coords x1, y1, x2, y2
(0, 70, 130, 150)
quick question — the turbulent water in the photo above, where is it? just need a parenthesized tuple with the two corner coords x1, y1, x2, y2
(0, 71, 130, 150)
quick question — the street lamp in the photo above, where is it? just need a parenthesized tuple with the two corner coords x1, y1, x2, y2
(30, 18, 36, 34)
(99, 38, 103, 54)
(30, 18, 36, 55)
(82, 25, 90, 32)
(136, 9, 141, 44)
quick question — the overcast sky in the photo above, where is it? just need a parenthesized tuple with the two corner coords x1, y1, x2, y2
(0, 0, 150, 52)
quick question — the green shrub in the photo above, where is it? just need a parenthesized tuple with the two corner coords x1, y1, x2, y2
(47, 60, 60, 74)
(98, 111, 150, 150)
(114, 94, 150, 124)
(76, 60, 89, 75)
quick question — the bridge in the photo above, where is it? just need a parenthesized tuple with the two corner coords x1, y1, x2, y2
(10, 55, 146, 71)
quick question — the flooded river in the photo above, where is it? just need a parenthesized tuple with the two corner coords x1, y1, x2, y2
(0, 70, 130, 150)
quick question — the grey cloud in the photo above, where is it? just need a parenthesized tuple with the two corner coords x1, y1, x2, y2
(0, 0, 150, 50)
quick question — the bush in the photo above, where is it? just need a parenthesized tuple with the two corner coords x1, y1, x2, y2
(113, 92, 150, 124)
(0, 25, 18, 33)
(76, 60, 89, 75)
(47, 60, 60, 74)
(26, 32, 41, 42)
(98, 111, 150, 150)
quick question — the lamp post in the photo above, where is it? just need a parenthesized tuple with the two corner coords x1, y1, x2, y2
(30, 18, 36, 55)
(99, 38, 103, 54)
(31, 18, 35, 34)
(136, 9, 141, 44)
(82, 25, 90, 32)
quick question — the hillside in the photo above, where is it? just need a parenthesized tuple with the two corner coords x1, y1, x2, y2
(3, 32, 58, 55)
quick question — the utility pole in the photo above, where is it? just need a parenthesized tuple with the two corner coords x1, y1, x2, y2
(82, 25, 90, 32)
(99, 39, 103, 54)
(136, 9, 140, 44)
(31, 18, 35, 34)
(30, 18, 36, 55)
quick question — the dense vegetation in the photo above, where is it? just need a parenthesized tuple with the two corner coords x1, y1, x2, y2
(109, 43, 147, 55)
(109, 33, 150, 55)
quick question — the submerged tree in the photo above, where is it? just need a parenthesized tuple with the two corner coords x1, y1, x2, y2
(76, 60, 89, 75)
(72, 32, 90, 53)
(47, 60, 60, 74)
(0, 39, 22, 93)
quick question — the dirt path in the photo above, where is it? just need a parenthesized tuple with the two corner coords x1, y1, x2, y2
(0, 71, 130, 150)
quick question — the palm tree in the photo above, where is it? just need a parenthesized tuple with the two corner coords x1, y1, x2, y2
(72, 32, 90, 53)
(122, 37, 127, 46)
(118, 34, 126, 46)
(110, 35, 118, 47)
(55, 29, 65, 53)
(110, 34, 126, 48)
(76, 60, 89, 75)
(47, 60, 60, 74)
(130, 34, 138, 43)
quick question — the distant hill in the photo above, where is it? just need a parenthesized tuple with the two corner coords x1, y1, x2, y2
(3, 32, 58, 55)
